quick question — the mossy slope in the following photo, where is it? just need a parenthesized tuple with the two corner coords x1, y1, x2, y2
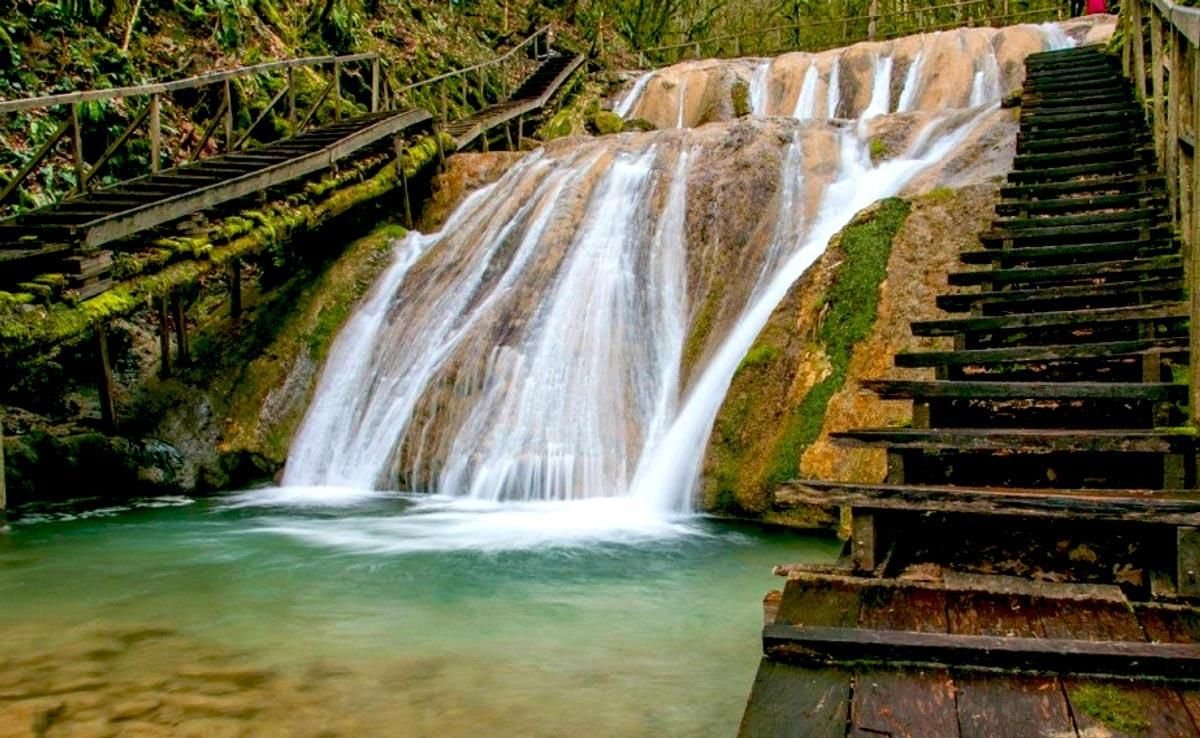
(701, 197, 911, 521)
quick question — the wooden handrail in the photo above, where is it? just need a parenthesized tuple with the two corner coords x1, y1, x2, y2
(0, 53, 377, 114)
(641, 0, 988, 55)
(1123, 0, 1200, 423)
(389, 26, 551, 96)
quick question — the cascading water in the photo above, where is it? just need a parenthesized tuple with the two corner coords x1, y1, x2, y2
(281, 21, 1081, 537)
(750, 60, 772, 115)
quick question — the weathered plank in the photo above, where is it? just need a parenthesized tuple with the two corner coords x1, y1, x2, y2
(737, 661, 851, 738)
(860, 380, 1185, 401)
(776, 480, 1200, 526)
(830, 428, 1199, 454)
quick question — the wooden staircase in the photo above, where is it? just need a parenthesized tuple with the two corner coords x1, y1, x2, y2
(740, 47, 1200, 738)
(782, 46, 1200, 596)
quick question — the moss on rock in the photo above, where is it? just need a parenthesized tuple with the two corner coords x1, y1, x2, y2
(701, 197, 912, 517)
(589, 110, 625, 135)
(731, 80, 751, 117)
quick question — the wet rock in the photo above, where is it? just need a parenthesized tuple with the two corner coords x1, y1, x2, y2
(109, 698, 162, 721)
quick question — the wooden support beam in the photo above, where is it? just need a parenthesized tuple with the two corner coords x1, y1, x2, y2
(0, 406, 7, 522)
(395, 136, 413, 228)
(1169, 28, 1183, 227)
(157, 295, 171, 379)
(0, 118, 70, 207)
(229, 258, 243, 320)
(96, 323, 116, 432)
(1193, 44, 1200, 426)
(295, 77, 334, 135)
(189, 93, 229, 163)
(517, 114, 524, 148)
(236, 84, 290, 150)
(150, 93, 161, 174)
(1153, 11, 1168, 164)
(868, 0, 879, 40)
(851, 512, 879, 572)
(1180, 526, 1200, 595)
(78, 102, 152, 193)
(172, 292, 190, 367)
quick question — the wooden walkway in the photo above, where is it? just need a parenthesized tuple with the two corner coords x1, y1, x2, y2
(0, 45, 582, 294)
(741, 46, 1200, 737)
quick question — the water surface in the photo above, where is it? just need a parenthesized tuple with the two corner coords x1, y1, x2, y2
(0, 493, 838, 737)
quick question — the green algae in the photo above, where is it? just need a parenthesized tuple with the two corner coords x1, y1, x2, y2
(731, 80, 751, 117)
(1069, 683, 1151, 736)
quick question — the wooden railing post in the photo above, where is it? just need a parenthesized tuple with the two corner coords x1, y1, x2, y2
(1134, 0, 1149, 103)
(1152, 8, 1167, 165)
(172, 292, 190, 367)
(70, 102, 85, 190)
(1192, 44, 1200, 425)
(157, 295, 171, 378)
(333, 61, 343, 121)
(223, 79, 234, 153)
(287, 66, 297, 134)
(149, 93, 161, 173)
(868, 0, 880, 41)
(1169, 28, 1182, 228)
(441, 80, 448, 123)
(371, 57, 381, 113)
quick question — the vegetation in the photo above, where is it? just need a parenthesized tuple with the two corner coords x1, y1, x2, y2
(704, 197, 911, 515)
(1069, 683, 1151, 736)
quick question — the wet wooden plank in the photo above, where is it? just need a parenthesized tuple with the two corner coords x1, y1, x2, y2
(1137, 604, 1200, 731)
(1036, 596, 1198, 737)
(774, 575, 861, 628)
(737, 661, 850, 738)
(946, 590, 1076, 738)
(851, 586, 959, 738)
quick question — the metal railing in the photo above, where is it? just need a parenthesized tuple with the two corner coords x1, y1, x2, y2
(1122, 0, 1200, 421)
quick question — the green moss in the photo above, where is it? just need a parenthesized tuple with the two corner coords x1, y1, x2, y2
(0, 136, 442, 360)
(1070, 684, 1151, 736)
(683, 280, 724, 377)
(623, 118, 656, 132)
(925, 186, 956, 204)
(737, 343, 780, 374)
(762, 197, 911, 486)
(731, 80, 751, 117)
(589, 110, 625, 135)
(869, 137, 888, 163)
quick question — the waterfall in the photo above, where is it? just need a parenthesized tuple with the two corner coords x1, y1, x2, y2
(750, 60, 772, 115)
(792, 62, 820, 119)
(969, 49, 1001, 108)
(897, 50, 925, 112)
(614, 73, 653, 118)
(826, 56, 842, 118)
(284, 21, 1088, 518)
(863, 55, 894, 118)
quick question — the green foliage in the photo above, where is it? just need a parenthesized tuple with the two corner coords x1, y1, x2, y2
(868, 137, 887, 163)
(763, 197, 910, 485)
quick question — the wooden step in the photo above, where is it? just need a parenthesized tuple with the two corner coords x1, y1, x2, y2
(935, 277, 1184, 313)
(860, 379, 1184, 402)
(948, 255, 1182, 288)
(980, 221, 1166, 247)
(960, 239, 1176, 266)
(1022, 91, 1132, 109)
(999, 174, 1163, 200)
(777, 480, 1200, 525)
(830, 428, 1198, 454)
(762, 624, 1200, 681)
(1017, 130, 1151, 154)
(991, 207, 1163, 231)
(910, 303, 1187, 337)
(1012, 145, 1151, 170)
(894, 337, 1186, 369)
(1005, 158, 1151, 184)
(1020, 101, 1141, 120)
(995, 192, 1164, 216)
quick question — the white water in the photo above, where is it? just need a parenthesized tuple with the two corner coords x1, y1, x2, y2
(282, 23, 1079, 533)
(614, 72, 653, 118)
(897, 50, 926, 112)
(750, 60, 772, 115)
(792, 61, 820, 119)
(826, 56, 842, 118)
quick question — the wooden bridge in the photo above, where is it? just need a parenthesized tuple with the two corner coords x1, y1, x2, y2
(740, 4, 1200, 734)
(0, 28, 582, 297)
